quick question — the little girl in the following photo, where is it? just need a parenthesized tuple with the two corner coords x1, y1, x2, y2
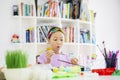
(38, 27, 78, 67)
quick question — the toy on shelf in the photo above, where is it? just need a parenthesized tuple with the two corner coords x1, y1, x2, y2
(91, 53, 97, 60)
(11, 34, 20, 43)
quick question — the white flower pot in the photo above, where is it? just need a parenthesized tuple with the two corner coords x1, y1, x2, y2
(32, 64, 53, 80)
(3, 68, 32, 80)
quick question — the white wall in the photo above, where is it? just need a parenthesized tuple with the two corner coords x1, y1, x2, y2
(89, 0, 120, 49)
(90, 0, 120, 68)
(0, 0, 120, 68)
(0, 0, 14, 66)
(94, 0, 120, 50)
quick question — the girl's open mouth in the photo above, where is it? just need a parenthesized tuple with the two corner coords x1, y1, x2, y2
(57, 46, 60, 49)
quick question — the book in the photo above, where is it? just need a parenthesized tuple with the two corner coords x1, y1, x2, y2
(39, 28, 45, 42)
(21, 2, 24, 16)
(35, 0, 38, 16)
(72, 0, 81, 19)
(41, 26, 48, 38)
(26, 29, 30, 43)
(20, 2, 34, 16)
(80, 28, 90, 43)
(38, 26, 47, 42)
(59, 1, 63, 18)
(26, 27, 34, 43)
(29, 27, 34, 42)
(80, 0, 90, 21)
(69, 26, 74, 42)
(63, 25, 75, 43)
(59, 0, 81, 19)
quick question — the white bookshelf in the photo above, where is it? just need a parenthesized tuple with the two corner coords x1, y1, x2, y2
(11, 0, 96, 68)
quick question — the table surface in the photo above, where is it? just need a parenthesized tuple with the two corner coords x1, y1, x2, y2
(52, 76, 120, 80)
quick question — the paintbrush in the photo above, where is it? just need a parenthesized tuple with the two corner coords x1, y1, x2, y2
(102, 41, 107, 58)
(57, 59, 82, 66)
(97, 44, 105, 57)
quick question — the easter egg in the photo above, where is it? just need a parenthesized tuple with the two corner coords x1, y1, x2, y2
(53, 67, 59, 73)
(47, 47, 52, 50)
(59, 65, 65, 71)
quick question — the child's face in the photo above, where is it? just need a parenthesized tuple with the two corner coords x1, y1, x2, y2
(48, 31, 64, 53)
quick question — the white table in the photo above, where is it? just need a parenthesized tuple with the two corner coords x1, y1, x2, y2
(52, 76, 120, 80)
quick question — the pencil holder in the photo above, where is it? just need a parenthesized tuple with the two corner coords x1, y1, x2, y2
(105, 58, 117, 68)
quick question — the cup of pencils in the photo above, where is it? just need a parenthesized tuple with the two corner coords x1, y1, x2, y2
(105, 57, 117, 68)
(105, 50, 119, 68)
(97, 41, 119, 69)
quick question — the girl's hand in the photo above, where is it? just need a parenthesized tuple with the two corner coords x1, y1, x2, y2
(45, 50, 55, 63)
(0, 67, 4, 72)
(71, 58, 78, 65)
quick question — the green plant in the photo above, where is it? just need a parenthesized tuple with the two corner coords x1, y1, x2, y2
(6, 50, 28, 68)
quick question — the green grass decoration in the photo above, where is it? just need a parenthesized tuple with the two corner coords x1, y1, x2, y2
(6, 50, 28, 68)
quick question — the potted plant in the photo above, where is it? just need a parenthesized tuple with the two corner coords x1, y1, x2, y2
(3, 49, 32, 80)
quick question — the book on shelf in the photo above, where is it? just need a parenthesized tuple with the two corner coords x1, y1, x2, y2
(21, 2, 24, 16)
(62, 25, 74, 43)
(20, 2, 34, 16)
(92, 34, 96, 44)
(26, 27, 34, 43)
(80, 0, 90, 21)
(26, 29, 30, 43)
(37, 0, 59, 17)
(38, 26, 47, 42)
(72, 0, 81, 19)
(90, 10, 94, 23)
(37, 25, 52, 42)
(80, 28, 90, 43)
(19, 0, 91, 20)
(18, 0, 92, 21)
(36, 25, 74, 43)
(67, 3, 71, 19)
(59, 1, 63, 18)
(38, 26, 46, 42)
(59, 0, 81, 19)
(41, 26, 48, 38)
(35, 0, 38, 16)
(64, 26, 69, 42)
(69, 25, 74, 42)
(90, 10, 97, 23)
